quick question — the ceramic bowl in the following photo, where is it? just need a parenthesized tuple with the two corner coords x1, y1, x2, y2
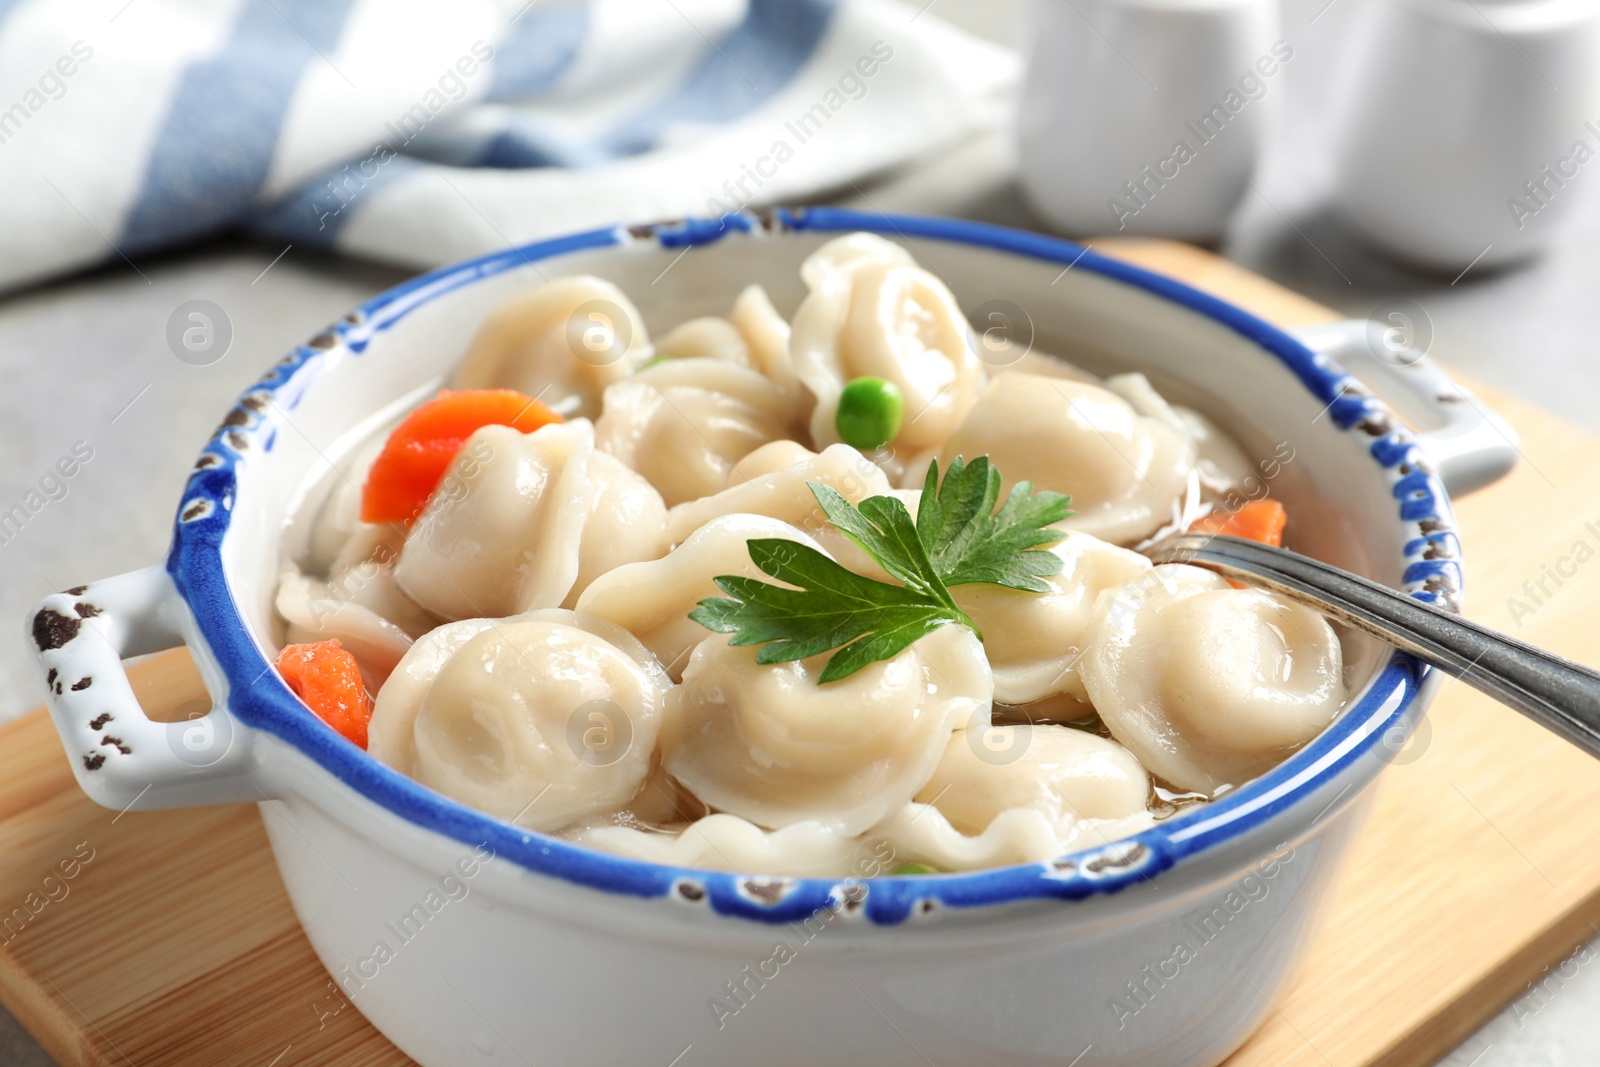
(28, 210, 1517, 1067)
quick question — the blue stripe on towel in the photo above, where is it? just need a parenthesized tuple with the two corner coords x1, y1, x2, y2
(0, 0, 34, 31)
(253, 154, 427, 247)
(119, 0, 356, 253)
(487, 4, 589, 99)
(603, 0, 838, 154)
(475, 0, 838, 169)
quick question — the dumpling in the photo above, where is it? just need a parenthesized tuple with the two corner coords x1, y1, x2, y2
(568, 814, 874, 878)
(661, 625, 993, 836)
(726, 439, 815, 482)
(368, 609, 670, 831)
(791, 233, 985, 452)
(1104, 372, 1256, 496)
(652, 285, 797, 386)
(729, 284, 802, 405)
(394, 421, 667, 620)
(871, 724, 1153, 870)
(874, 803, 1155, 872)
(275, 568, 414, 691)
(575, 514, 826, 679)
(594, 358, 795, 507)
(664, 442, 892, 545)
(916, 725, 1150, 830)
(652, 317, 751, 366)
(954, 532, 1150, 710)
(299, 428, 388, 575)
(324, 523, 438, 638)
(453, 276, 650, 418)
(939, 373, 1196, 545)
(572, 450, 672, 599)
(1081, 564, 1345, 795)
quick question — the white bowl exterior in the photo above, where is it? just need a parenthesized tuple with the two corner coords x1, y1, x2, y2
(258, 727, 1379, 1067)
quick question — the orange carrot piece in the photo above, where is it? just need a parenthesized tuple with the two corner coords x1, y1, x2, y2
(360, 388, 561, 525)
(1193, 498, 1288, 547)
(275, 639, 373, 748)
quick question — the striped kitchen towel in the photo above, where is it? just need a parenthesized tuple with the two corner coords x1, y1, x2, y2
(0, 0, 1015, 293)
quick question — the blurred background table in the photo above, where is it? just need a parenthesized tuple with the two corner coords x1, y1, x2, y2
(2, 0, 1597, 1063)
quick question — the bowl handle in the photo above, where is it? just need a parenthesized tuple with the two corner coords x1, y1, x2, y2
(1291, 319, 1520, 497)
(27, 565, 263, 812)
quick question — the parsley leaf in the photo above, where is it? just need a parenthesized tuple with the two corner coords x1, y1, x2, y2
(688, 456, 1073, 683)
(916, 456, 1074, 592)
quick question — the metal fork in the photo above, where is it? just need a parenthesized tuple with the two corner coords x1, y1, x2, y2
(1144, 532, 1600, 761)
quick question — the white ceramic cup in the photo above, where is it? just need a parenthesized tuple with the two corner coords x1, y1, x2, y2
(1332, 0, 1600, 271)
(1016, 0, 1282, 241)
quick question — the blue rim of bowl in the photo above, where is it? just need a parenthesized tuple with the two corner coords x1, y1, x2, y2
(168, 207, 1453, 926)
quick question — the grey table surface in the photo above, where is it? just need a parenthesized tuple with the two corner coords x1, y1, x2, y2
(2, 0, 1598, 1062)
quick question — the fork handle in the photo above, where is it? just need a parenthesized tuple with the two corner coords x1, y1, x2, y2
(1179, 535, 1600, 760)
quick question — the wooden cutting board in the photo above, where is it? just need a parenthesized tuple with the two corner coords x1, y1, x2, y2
(4, 241, 1598, 1067)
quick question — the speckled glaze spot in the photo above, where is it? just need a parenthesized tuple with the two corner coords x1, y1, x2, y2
(82, 753, 105, 771)
(46, 667, 57, 687)
(676, 882, 706, 902)
(835, 883, 867, 913)
(73, 603, 101, 619)
(752, 207, 790, 232)
(100, 735, 131, 755)
(32, 609, 80, 651)
(181, 500, 213, 523)
(239, 391, 271, 413)
(308, 331, 338, 350)
(194, 453, 223, 471)
(343, 310, 364, 325)
(1084, 842, 1148, 876)
(64, 585, 87, 596)
(218, 408, 251, 431)
(739, 877, 793, 906)
(89, 713, 112, 730)
(224, 430, 249, 453)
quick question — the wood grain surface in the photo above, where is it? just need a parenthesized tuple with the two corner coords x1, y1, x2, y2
(2, 240, 1596, 1067)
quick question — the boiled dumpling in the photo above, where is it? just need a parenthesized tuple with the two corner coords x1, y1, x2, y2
(368, 609, 670, 831)
(651, 285, 800, 402)
(652, 317, 751, 365)
(665, 442, 891, 545)
(871, 723, 1153, 870)
(569, 814, 874, 878)
(275, 568, 414, 691)
(394, 421, 667, 620)
(594, 358, 794, 507)
(572, 450, 671, 599)
(916, 725, 1150, 831)
(1105, 372, 1256, 497)
(1081, 564, 1345, 795)
(730, 284, 802, 405)
(661, 626, 992, 836)
(324, 523, 438, 637)
(575, 514, 826, 679)
(300, 428, 388, 575)
(791, 233, 985, 452)
(453, 276, 650, 418)
(955, 532, 1150, 710)
(874, 803, 1155, 872)
(939, 373, 1195, 545)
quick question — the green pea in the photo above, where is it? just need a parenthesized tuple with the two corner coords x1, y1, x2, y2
(890, 862, 939, 875)
(637, 356, 672, 372)
(835, 376, 904, 450)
